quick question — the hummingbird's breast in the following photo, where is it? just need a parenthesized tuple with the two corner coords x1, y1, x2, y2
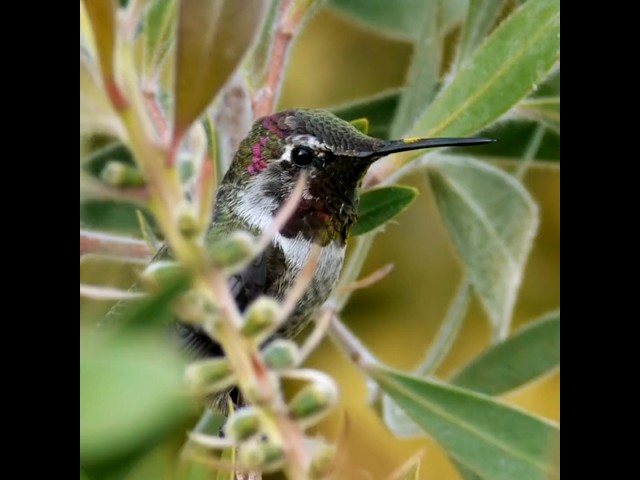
(272, 233, 345, 337)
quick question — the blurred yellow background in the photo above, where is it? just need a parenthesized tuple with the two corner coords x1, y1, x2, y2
(279, 9, 559, 480)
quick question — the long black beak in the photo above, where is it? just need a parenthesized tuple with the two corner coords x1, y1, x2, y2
(357, 137, 495, 159)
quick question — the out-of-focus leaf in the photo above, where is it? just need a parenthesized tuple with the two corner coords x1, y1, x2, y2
(370, 366, 560, 480)
(83, 0, 127, 108)
(328, 0, 464, 41)
(82, 142, 135, 176)
(406, 0, 560, 149)
(144, 0, 177, 80)
(513, 97, 560, 133)
(461, 121, 559, 163)
(80, 199, 156, 235)
(451, 312, 560, 395)
(352, 186, 418, 237)
(457, 0, 507, 63)
(214, 447, 236, 480)
(349, 118, 369, 135)
(111, 269, 189, 330)
(427, 155, 538, 332)
(80, 334, 193, 468)
(331, 89, 401, 139)
(391, 1, 441, 138)
(173, 0, 265, 140)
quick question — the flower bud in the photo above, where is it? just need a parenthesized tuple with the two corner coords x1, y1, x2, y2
(100, 161, 145, 187)
(139, 260, 183, 292)
(238, 439, 285, 473)
(310, 442, 337, 478)
(241, 296, 281, 339)
(223, 407, 261, 442)
(184, 358, 234, 394)
(177, 204, 200, 238)
(262, 339, 300, 370)
(289, 379, 339, 428)
(174, 290, 220, 327)
(208, 231, 255, 270)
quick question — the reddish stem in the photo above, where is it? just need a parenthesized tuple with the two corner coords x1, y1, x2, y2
(253, 0, 295, 118)
(80, 230, 151, 260)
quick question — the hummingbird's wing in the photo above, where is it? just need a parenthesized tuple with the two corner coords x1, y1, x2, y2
(175, 243, 285, 358)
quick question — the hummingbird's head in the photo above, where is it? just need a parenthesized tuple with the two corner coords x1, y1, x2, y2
(219, 109, 491, 245)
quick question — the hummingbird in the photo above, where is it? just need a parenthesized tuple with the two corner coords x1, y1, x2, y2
(175, 109, 492, 374)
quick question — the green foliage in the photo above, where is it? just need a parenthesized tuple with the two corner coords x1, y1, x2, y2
(427, 155, 538, 334)
(80, 0, 559, 477)
(352, 186, 418, 236)
(371, 366, 560, 480)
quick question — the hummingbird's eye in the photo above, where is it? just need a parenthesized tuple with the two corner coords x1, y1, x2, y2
(291, 147, 314, 167)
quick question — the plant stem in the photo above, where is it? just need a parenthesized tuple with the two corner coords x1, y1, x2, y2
(515, 124, 546, 180)
(80, 229, 152, 260)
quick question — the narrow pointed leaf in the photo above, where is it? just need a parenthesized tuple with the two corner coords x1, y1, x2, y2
(352, 186, 418, 237)
(427, 155, 538, 330)
(83, 0, 127, 108)
(370, 366, 560, 480)
(467, 122, 559, 163)
(328, 0, 467, 41)
(391, 1, 442, 137)
(144, 0, 177, 79)
(457, 0, 507, 63)
(331, 89, 401, 139)
(349, 118, 369, 135)
(451, 312, 560, 395)
(407, 0, 560, 147)
(173, 0, 264, 139)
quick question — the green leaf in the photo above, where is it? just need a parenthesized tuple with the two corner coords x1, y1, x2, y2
(144, 0, 177, 80)
(427, 155, 538, 333)
(80, 200, 154, 235)
(328, 0, 467, 41)
(391, 1, 442, 138)
(352, 186, 418, 237)
(464, 121, 559, 163)
(451, 312, 560, 395)
(457, 0, 507, 63)
(80, 335, 193, 468)
(110, 269, 190, 330)
(82, 142, 134, 176)
(370, 366, 560, 480)
(406, 0, 560, 146)
(349, 118, 369, 135)
(173, 0, 265, 139)
(83, 0, 127, 108)
(330, 89, 401, 139)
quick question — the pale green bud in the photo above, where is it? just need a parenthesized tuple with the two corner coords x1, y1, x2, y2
(139, 260, 183, 292)
(100, 161, 145, 187)
(223, 407, 261, 442)
(209, 231, 255, 269)
(289, 380, 339, 428)
(241, 296, 281, 339)
(262, 339, 300, 370)
(238, 439, 285, 473)
(184, 358, 234, 394)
